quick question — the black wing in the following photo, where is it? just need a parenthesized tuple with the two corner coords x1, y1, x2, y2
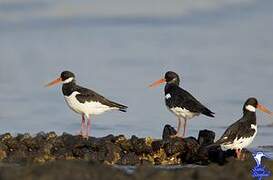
(75, 85, 128, 112)
(216, 118, 255, 145)
(167, 86, 214, 117)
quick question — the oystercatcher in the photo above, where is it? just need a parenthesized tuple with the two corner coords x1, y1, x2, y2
(215, 97, 272, 160)
(46, 71, 128, 138)
(149, 71, 214, 137)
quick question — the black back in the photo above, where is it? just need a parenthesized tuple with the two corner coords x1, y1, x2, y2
(216, 110, 256, 144)
(165, 83, 214, 117)
(62, 81, 127, 112)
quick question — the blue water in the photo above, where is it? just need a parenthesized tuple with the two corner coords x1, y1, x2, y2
(0, 0, 272, 148)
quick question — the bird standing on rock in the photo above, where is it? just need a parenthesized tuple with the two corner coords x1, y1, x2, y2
(46, 71, 128, 138)
(215, 97, 272, 160)
(149, 71, 214, 137)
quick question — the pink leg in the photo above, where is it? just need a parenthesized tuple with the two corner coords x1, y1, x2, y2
(80, 114, 86, 136)
(176, 118, 182, 134)
(182, 119, 187, 137)
(86, 116, 91, 138)
(236, 149, 242, 160)
(171, 118, 183, 138)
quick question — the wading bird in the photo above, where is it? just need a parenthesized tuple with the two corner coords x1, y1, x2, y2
(46, 71, 127, 138)
(149, 71, 214, 137)
(216, 97, 272, 160)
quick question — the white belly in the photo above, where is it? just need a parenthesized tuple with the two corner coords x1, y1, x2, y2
(220, 124, 257, 150)
(64, 92, 116, 116)
(169, 106, 199, 120)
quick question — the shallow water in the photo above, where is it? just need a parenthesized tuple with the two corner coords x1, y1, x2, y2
(0, 0, 272, 148)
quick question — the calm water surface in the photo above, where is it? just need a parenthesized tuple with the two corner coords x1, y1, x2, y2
(0, 0, 272, 148)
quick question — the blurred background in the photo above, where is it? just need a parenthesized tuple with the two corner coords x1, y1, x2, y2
(0, 0, 272, 147)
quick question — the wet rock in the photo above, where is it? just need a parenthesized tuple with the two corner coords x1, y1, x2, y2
(182, 137, 200, 163)
(0, 133, 12, 142)
(196, 147, 209, 165)
(130, 136, 153, 155)
(0, 142, 7, 160)
(163, 137, 186, 156)
(118, 139, 132, 152)
(104, 142, 121, 164)
(119, 152, 140, 165)
(16, 133, 31, 142)
(100, 134, 115, 143)
(46, 132, 57, 141)
(162, 124, 177, 140)
(207, 146, 226, 165)
(153, 148, 167, 165)
(0, 129, 245, 166)
(6, 150, 28, 163)
(151, 140, 163, 152)
(0, 142, 8, 152)
(197, 129, 215, 146)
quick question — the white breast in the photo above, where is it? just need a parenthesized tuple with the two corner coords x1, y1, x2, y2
(220, 124, 257, 150)
(169, 107, 199, 120)
(64, 91, 116, 117)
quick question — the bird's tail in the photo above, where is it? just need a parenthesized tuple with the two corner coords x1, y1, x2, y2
(110, 101, 128, 112)
(202, 107, 215, 117)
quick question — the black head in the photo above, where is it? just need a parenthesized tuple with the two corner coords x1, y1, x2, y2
(243, 97, 258, 113)
(165, 71, 180, 85)
(46, 70, 75, 87)
(60, 71, 75, 83)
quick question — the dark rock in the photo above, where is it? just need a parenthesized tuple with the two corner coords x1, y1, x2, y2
(151, 140, 163, 152)
(16, 133, 31, 142)
(114, 135, 126, 143)
(163, 137, 186, 156)
(205, 145, 237, 165)
(119, 139, 132, 152)
(196, 147, 209, 165)
(182, 137, 200, 163)
(46, 132, 57, 141)
(0, 130, 245, 166)
(36, 132, 47, 140)
(0, 133, 12, 142)
(0, 142, 8, 152)
(130, 136, 152, 155)
(154, 157, 161, 165)
(0, 142, 7, 160)
(197, 129, 215, 146)
(119, 152, 140, 165)
(104, 142, 121, 164)
(100, 134, 115, 143)
(6, 150, 28, 163)
(162, 124, 177, 140)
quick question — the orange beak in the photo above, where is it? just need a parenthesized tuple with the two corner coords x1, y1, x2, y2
(45, 77, 62, 87)
(149, 78, 166, 88)
(257, 103, 273, 115)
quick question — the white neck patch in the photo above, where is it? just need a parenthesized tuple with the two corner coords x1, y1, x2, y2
(245, 105, 256, 112)
(165, 93, 171, 99)
(63, 77, 74, 84)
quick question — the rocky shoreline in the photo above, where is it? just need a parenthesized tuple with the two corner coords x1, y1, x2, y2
(0, 125, 272, 180)
(0, 125, 244, 165)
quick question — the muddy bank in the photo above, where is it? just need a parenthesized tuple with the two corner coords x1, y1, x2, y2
(0, 125, 243, 166)
(0, 158, 272, 180)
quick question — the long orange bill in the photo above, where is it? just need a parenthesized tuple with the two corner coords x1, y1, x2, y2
(257, 103, 273, 115)
(45, 77, 62, 87)
(149, 78, 166, 88)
